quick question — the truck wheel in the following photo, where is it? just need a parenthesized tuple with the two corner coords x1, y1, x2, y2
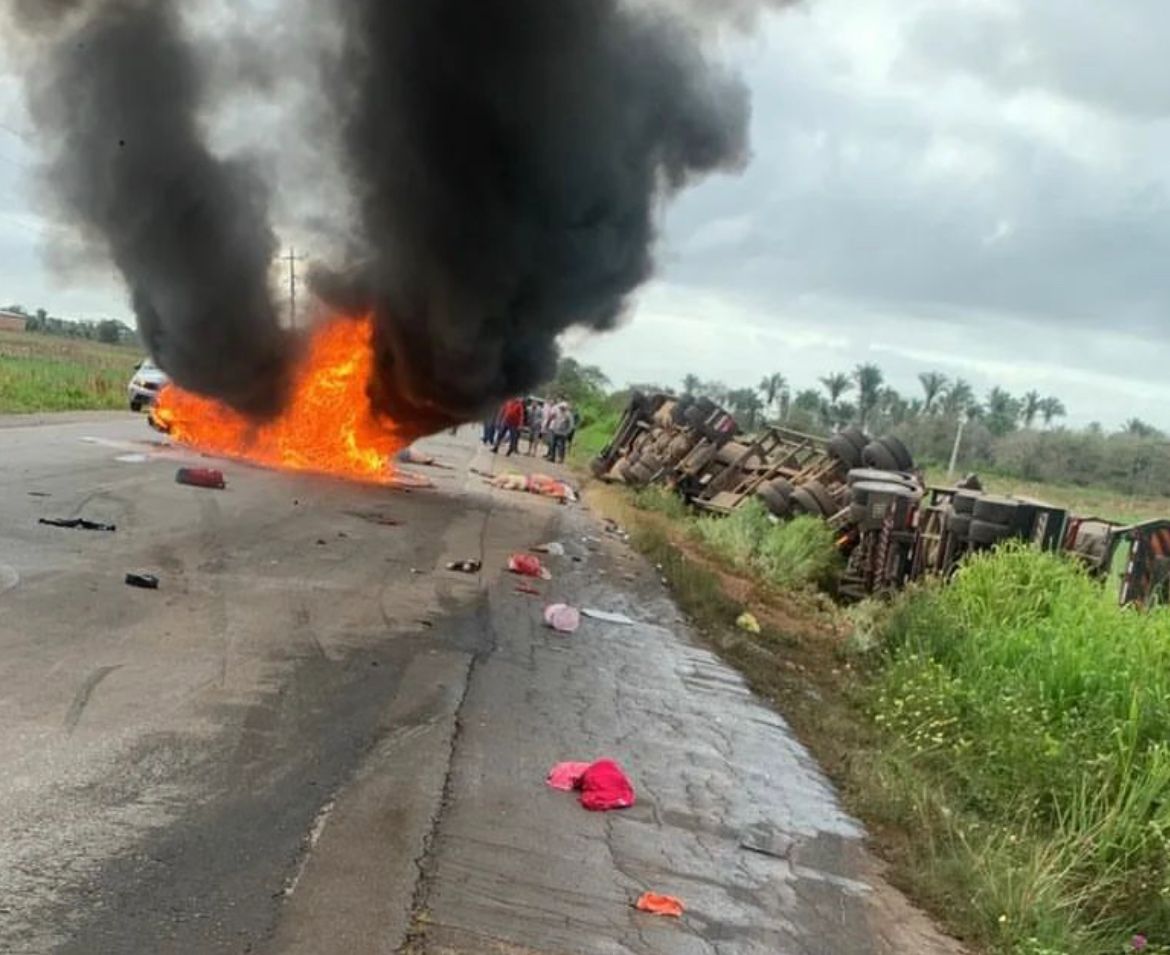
(879, 435, 914, 470)
(757, 483, 791, 518)
(862, 441, 899, 471)
(827, 435, 862, 468)
(803, 479, 837, 517)
(790, 487, 822, 517)
(841, 425, 869, 451)
(130, 398, 143, 413)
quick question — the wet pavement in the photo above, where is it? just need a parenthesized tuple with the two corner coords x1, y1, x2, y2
(0, 414, 963, 954)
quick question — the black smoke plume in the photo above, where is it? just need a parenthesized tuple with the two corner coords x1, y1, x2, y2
(10, 0, 757, 427)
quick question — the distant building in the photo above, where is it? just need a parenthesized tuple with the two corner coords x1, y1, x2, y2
(0, 309, 26, 332)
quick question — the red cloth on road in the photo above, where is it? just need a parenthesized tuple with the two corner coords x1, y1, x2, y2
(578, 759, 635, 811)
(546, 761, 591, 792)
(635, 892, 685, 918)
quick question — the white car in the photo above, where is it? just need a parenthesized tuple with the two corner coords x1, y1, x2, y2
(128, 358, 168, 412)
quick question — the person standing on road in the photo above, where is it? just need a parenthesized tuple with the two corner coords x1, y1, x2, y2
(482, 404, 502, 447)
(493, 396, 525, 456)
(546, 398, 573, 464)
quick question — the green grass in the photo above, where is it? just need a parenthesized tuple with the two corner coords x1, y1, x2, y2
(691, 499, 841, 591)
(866, 545, 1170, 953)
(926, 466, 1170, 525)
(0, 329, 140, 413)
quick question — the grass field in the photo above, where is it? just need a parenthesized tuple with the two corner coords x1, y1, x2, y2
(0, 329, 141, 413)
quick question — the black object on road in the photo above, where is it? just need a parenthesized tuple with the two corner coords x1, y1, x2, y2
(446, 559, 482, 573)
(125, 573, 160, 590)
(39, 517, 116, 532)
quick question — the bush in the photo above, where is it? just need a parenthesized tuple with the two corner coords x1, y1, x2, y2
(632, 485, 690, 520)
(692, 500, 840, 591)
(872, 545, 1170, 951)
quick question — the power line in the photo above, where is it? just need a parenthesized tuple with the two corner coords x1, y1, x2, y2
(282, 247, 306, 329)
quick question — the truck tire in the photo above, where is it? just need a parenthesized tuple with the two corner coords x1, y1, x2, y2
(684, 405, 707, 430)
(804, 479, 838, 517)
(716, 441, 750, 467)
(827, 435, 862, 468)
(952, 490, 980, 514)
(879, 435, 914, 471)
(972, 496, 1018, 525)
(862, 441, 900, 471)
(968, 518, 1012, 546)
(790, 487, 823, 517)
(850, 480, 917, 504)
(757, 482, 791, 518)
(841, 425, 869, 451)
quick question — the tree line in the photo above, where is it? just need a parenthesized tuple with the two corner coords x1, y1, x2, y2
(7, 303, 138, 347)
(672, 365, 1170, 497)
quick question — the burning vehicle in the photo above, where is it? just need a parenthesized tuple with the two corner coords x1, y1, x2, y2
(127, 358, 168, 412)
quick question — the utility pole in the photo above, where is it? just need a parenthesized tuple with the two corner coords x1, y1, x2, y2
(283, 248, 306, 329)
(947, 416, 966, 480)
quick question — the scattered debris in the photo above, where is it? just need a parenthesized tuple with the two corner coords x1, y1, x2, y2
(28, 491, 51, 498)
(124, 573, 159, 590)
(582, 608, 634, 626)
(447, 559, 482, 573)
(115, 453, 147, 463)
(543, 603, 581, 633)
(410, 568, 422, 575)
(546, 762, 591, 792)
(634, 892, 685, 918)
(316, 539, 327, 546)
(736, 612, 761, 634)
(489, 472, 578, 503)
(508, 554, 551, 580)
(39, 517, 116, 532)
(579, 759, 635, 811)
(515, 584, 542, 596)
(533, 542, 566, 556)
(175, 467, 226, 489)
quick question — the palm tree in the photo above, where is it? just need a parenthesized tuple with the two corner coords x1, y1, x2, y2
(758, 373, 787, 420)
(778, 388, 791, 422)
(681, 373, 701, 397)
(941, 378, 974, 418)
(819, 372, 852, 405)
(985, 387, 1022, 437)
(1039, 396, 1066, 428)
(727, 388, 764, 430)
(1021, 390, 1042, 429)
(853, 363, 884, 428)
(877, 387, 910, 427)
(918, 371, 949, 414)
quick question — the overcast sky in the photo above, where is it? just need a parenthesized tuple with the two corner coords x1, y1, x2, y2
(2, 0, 1169, 429)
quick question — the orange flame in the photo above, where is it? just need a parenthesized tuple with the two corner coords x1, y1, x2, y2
(153, 315, 419, 483)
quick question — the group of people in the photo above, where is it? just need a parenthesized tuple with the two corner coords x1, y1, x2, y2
(482, 396, 577, 463)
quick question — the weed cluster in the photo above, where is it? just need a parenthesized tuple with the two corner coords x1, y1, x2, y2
(870, 544, 1170, 952)
(690, 499, 840, 591)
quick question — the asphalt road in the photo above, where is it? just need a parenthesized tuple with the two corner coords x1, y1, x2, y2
(0, 412, 964, 955)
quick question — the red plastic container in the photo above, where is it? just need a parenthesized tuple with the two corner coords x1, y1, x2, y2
(175, 467, 227, 490)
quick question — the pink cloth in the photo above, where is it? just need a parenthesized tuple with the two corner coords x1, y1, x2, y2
(543, 603, 581, 633)
(578, 759, 636, 811)
(546, 761, 591, 792)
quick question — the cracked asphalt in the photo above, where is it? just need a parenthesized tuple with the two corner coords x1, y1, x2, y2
(0, 413, 964, 954)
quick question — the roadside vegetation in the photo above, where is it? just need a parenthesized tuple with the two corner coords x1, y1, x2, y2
(588, 481, 1170, 955)
(0, 328, 140, 413)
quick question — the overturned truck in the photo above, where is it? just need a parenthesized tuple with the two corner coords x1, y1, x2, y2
(592, 392, 1170, 608)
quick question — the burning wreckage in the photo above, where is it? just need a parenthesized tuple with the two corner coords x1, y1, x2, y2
(593, 392, 1170, 608)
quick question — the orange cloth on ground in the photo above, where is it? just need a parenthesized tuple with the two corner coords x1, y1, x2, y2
(635, 892, 684, 917)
